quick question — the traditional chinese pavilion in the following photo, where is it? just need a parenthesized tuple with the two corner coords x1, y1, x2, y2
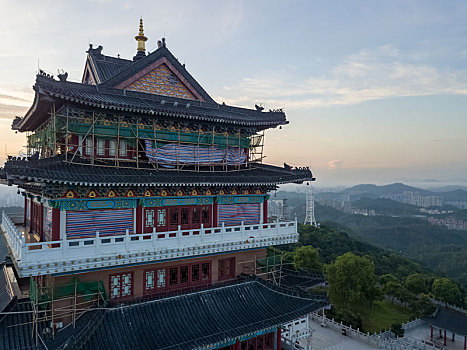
(0, 20, 326, 349)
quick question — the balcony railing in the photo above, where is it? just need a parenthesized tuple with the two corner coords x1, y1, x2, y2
(1, 211, 298, 277)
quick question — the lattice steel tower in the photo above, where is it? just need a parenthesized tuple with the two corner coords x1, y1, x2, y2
(304, 182, 318, 226)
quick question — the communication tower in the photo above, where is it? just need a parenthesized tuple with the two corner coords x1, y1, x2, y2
(304, 182, 318, 226)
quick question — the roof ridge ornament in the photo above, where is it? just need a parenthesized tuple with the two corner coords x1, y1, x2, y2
(133, 18, 148, 61)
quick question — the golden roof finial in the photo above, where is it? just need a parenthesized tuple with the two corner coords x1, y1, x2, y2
(135, 17, 148, 54)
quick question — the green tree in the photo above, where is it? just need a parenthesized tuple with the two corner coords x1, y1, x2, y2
(405, 274, 425, 294)
(391, 323, 405, 337)
(432, 278, 462, 307)
(379, 274, 398, 285)
(383, 281, 404, 302)
(326, 252, 376, 307)
(294, 246, 321, 271)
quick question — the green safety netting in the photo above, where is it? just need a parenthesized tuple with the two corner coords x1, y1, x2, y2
(30, 277, 108, 307)
(65, 120, 250, 148)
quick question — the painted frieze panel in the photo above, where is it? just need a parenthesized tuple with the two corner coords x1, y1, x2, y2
(141, 196, 213, 208)
(216, 195, 265, 205)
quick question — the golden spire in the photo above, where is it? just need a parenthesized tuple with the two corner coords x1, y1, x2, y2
(135, 18, 148, 54)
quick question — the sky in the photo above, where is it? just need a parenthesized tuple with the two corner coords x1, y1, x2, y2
(0, 0, 466, 187)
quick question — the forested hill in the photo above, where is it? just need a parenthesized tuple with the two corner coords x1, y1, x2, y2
(316, 205, 467, 289)
(290, 223, 425, 278)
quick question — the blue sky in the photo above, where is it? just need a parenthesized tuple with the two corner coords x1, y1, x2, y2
(0, 0, 466, 186)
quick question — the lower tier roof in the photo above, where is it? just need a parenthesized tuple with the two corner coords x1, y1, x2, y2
(2, 156, 314, 187)
(0, 277, 329, 350)
(72, 278, 328, 350)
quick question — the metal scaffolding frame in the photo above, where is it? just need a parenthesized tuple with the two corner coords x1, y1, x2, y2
(29, 276, 107, 346)
(26, 104, 265, 172)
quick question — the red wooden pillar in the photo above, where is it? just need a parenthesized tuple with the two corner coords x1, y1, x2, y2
(444, 329, 447, 346)
(234, 340, 241, 350)
(213, 201, 218, 227)
(51, 208, 60, 247)
(263, 200, 268, 223)
(276, 327, 281, 350)
(430, 325, 433, 340)
(464, 335, 466, 350)
(136, 204, 143, 234)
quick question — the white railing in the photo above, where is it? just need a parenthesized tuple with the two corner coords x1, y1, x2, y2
(1, 211, 298, 277)
(1, 211, 24, 262)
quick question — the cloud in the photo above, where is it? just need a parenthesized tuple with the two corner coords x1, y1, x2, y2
(219, 45, 467, 110)
(0, 103, 29, 120)
(328, 160, 343, 170)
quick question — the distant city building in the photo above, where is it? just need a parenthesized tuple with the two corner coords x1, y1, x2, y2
(318, 199, 376, 216)
(446, 201, 467, 209)
(384, 191, 443, 208)
(268, 199, 287, 221)
(428, 217, 467, 231)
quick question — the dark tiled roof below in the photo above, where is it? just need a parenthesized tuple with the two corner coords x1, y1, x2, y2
(0, 279, 328, 350)
(71, 279, 327, 350)
(277, 268, 326, 291)
(0, 264, 14, 313)
(0, 300, 45, 350)
(2, 156, 313, 187)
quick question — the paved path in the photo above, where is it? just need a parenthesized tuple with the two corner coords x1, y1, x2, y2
(308, 319, 378, 350)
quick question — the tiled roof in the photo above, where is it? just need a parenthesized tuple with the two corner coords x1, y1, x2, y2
(277, 268, 326, 291)
(0, 300, 45, 350)
(0, 264, 14, 313)
(59, 278, 327, 350)
(424, 307, 467, 336)
(16, 74, 287, 132)
(88, 50, 132, 83)
(99, 44, 216, 103)
(0, 278, 328, 350)
(2, 156, 313, 187)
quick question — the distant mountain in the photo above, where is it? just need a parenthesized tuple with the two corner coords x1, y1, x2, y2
(426, 185, 467, 192)
(337, 183, 434, 200)
(443, 189, 467, 202)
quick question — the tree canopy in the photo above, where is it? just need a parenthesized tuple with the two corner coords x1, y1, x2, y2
(432, 278, 462, 307)
(405, 274, 426, 294)
(326, 252, 376, 307)
(293, 246, 321, 271)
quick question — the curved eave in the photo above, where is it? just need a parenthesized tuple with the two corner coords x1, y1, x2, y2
(15, 92, 40, 132)
(43, 90, 287, 128)
(7, 173, 312, 188)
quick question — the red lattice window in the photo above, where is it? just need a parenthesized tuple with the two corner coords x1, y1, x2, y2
(201, 262, 210, 281)
(202, 206, 210, 225)
(109, 272, 133, 299)
(192, 264, 200, 282)
(169, 209, 179, 226)
(169, 267, 178, 285)
(180, 266, 189, 284)
(192, 207, 200, 225)
(181, 208, 189, 225)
